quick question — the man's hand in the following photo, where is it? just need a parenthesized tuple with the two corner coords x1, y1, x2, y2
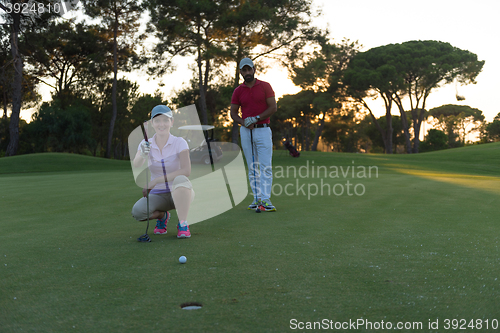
(140, 141, 150, 158)
(244, 116, 258, 128)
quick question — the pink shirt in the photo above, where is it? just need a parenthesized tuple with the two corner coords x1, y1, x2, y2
(231, 79, 275, 124)
(139, 133, 189, 194)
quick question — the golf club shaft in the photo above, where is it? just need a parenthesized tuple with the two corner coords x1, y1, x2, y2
(140, 122, 150, 234)
(250, 129, 258, 204)
(146, 168, 150, 234)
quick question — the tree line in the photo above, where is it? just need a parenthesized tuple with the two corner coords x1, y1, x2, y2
(1, 0, 497, 158)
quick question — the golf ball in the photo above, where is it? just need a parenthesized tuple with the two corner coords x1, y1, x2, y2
(179, 256, 187, 264)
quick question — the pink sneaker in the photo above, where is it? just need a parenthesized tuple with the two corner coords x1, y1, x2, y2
(154, 212, 170, 235)
(177, 221, 191, 238)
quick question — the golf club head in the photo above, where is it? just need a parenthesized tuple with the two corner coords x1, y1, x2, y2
(256, 208, 261, 213)
(137, 234, 151, 242)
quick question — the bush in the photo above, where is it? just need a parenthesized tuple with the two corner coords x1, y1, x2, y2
(486, 120, 500, 142)
(419, 129, 448, 152)
(22, 100, 94, 154)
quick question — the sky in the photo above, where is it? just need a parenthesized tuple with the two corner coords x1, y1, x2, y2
(29, 0, 499, 125)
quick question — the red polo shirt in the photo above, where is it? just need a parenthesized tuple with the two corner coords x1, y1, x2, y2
(231, 79, 275, 124)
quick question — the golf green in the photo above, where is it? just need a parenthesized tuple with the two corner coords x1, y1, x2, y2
(1, 144, 499, 332)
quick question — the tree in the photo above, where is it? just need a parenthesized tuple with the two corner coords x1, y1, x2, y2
(343, 47, 402, 153)
(82, 0, 142, 158)
(486, 120, 500, 142)
(0, 27, 39, 150)
(273, 93, 300, 148)
(321, 106, 363, 153)
(429, 104, 485, 147)
(344, 40, 484, 154)
(90, 78, 140, 158)
(219, 0, 318, 143)
(0, 30, 12, 118)
(419, 129, 448, 152)
(358, 114, 406, 153)
(170, 73, 234, 128)
(102, 78, 140, 158)
(0, 0, 58, 156)
(389, 41, 484, 153)
(273, 90, 317, 150)
(24, 99, 94, 154)
(0, 0, 24, 156)
(286, 37, 360, 151)
(130, 93, 164, 128)
(22, 20, 107, 105)
(145, 0, 227, 127)
(145, 0, 317, 144)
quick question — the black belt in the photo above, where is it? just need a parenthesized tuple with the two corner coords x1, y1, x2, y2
(254, 123, 269, 128)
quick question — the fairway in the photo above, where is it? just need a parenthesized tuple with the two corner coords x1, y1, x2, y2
(1, 145, 500, 332)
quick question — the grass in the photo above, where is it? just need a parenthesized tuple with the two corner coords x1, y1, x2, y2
(1, 144, 500, 332)
(0, 152, 131, 174)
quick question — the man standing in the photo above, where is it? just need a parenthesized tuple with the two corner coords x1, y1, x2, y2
(230, 58, 277, 211)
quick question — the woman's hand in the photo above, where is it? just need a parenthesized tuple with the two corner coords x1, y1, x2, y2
(142, 187, 151, 197)
(140, 141, 150, 158)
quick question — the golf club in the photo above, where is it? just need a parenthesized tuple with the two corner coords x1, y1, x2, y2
(250, 129, 261, 213)
(138, 122, 151, 242)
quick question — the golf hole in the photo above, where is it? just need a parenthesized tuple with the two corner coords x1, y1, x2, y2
(180, 302, 203, 310)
